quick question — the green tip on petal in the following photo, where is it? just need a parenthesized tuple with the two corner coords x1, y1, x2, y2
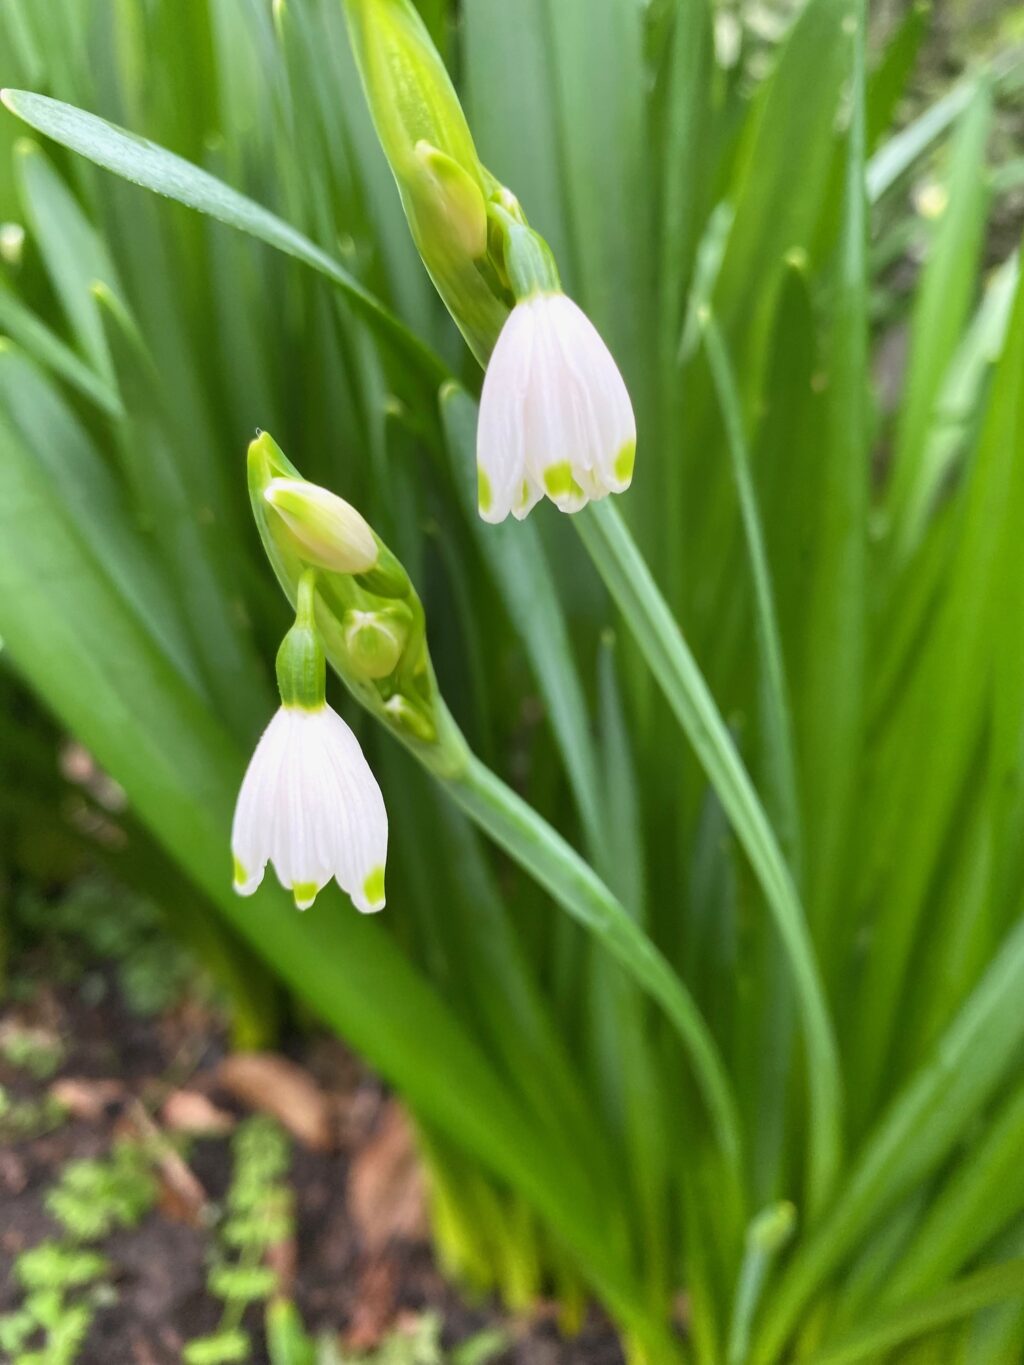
(232, 855, 249, 890)
(293, 881, 319, 911)
(363, 866, 386, 910)
(614, 439, 636, 486)
(477, 465, 492, 515)
(543, 461, 584, 500)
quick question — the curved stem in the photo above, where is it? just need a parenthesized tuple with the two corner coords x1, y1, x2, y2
(445, 749, 745, 1211)
(576, 499, 841, 1214)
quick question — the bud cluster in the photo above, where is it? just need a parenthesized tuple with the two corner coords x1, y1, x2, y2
(248, 431, 452, 761)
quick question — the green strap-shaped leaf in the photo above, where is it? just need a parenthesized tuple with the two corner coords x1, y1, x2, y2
(0, 88, 449, 384)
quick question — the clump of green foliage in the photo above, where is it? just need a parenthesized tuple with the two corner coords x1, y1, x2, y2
(0, 1139, 158, 1364)
(2, 0, 1024, 1360)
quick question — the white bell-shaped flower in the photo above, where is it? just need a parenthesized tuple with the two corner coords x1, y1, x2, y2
(231, 703, 388, 913)
(476, 292, 636, 523)
(231, 571, 387, 913)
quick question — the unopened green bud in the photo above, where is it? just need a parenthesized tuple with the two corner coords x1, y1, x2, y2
(343, 0, 507, 363)
(343, 605, 411, 680)
(276, 573, 326, 710)
(413, 141, 488, 260)
(384, 693, 437, 743)
(343, 0, 481, 188)
(265, 477, 379, 575)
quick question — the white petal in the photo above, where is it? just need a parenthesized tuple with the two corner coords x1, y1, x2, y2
(476, 302, 536, 523)
(231, 708, 293, 896)
(318, 707, 388, 913)
(553, 297, 636, 494)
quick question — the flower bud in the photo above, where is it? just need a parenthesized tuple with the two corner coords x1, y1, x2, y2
(264, 477, 379, 575)
(343, 605, 411, 680)
(413, 141, 488, 260)
(343, 0, 508, 362)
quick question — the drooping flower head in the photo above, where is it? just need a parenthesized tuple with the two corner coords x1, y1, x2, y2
(476, 291, 636, 523)
(232, 572, 388, 913)
(475, 207, 636, 523)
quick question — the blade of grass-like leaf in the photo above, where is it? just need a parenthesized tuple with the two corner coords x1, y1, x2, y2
(701, 309, 801, 878)
(753, 910, 1024, 1362)
(867, 77, 975, 202)
(851, 264, 1024, 1122)
(865, 1, 928, 152)
(575, 499, 841, 1214)
(13, 138, 120, 383)
(876, 1085, 1024, 1306)
(94, 283, 272, 742)
(896, 251, 1019, 563)
(797, 4, 868, 948)
(806, 1261, 1024, 1365)
(0, 284, 122, 416)
(0, 89, 449, 384)
(461, 0, 573, 282)
(0, 340, 202, 693)
(885, 80, 992, 544)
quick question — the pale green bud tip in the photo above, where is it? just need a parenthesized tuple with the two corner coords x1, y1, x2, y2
(265, 477, 379, 575)
(413, 141, 488, 259)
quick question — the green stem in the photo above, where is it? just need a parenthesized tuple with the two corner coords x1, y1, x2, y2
(446, 749, 744, 1208)
(575, 499, 841, 1214)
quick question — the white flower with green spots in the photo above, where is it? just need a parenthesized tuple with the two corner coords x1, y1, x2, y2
(231, 701, 388, 914)
(476, 292, 636, 523)
(232, 571, 387, 914)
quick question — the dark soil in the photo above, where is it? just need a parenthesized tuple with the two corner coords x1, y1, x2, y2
(0, 975, 625, 1365)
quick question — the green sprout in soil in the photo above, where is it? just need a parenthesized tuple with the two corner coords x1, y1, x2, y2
(0, 1139, 159, 1365)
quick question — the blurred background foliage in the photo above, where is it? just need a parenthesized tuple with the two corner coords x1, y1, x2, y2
(1, 0, 1024, 1360)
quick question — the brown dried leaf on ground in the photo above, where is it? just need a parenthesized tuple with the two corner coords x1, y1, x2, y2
(160, 1089, 235, 1136)
(50, 1077, 126, 1121)
(347, 1100, 428, 1255)
(216, 1052, 335, 1150)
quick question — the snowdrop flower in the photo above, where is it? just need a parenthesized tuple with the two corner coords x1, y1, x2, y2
(231, 574, 388, 913)
(476, 292, 636, 523)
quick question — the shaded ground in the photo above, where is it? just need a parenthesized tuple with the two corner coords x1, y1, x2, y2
(0, 976, 624, 1364)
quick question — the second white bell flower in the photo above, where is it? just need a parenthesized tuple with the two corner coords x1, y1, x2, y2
(476, 292, 636, 524)
(232, 702, 388, 914)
